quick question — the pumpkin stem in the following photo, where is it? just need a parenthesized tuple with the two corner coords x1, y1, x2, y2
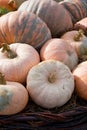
(48, 73, 56, 83)
(1, 43, 17, 59)
(74, 29, 84, 41)
(0, 72, 6, 85)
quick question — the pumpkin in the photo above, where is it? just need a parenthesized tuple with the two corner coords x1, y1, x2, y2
(0, 11, 51, 50)
(61, 30, 87, 61)
(18, 0, 87, 38)
(0, 43, 40, 84)
(0, 72, 28, 115)
(73, 61, 87, 100)
(0, 0, 16, 16)
(26, 60, 74, 109)
(8, 0, 27, 9)
(40, 38, 78, 71)
(18, 0, 73, 37)
(74, 17, 87, 36)
(59, 0, 87, 24)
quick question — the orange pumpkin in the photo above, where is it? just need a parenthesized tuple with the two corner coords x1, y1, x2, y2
(73, 61, 87, 100)
(40, 38, 78, 71)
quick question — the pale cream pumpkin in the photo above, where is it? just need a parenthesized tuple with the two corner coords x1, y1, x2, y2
(0, 43, 40, 83)
(73, 61, 87, 100)
(0, 73, 29, 115)
(40, 38, 78, 71)
(26, 60, 74, 109)
(61, 30, 87, 60)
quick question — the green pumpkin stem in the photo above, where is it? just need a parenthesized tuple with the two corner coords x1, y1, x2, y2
(0, 72, 6, 85)
(74, 29, 84, 41)
(1, 43, 17, 59)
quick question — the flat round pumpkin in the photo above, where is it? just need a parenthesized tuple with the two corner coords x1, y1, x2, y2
(0, 43, 40, 84)
(26, 60, 74, 109)
(40, 38, 78, 71)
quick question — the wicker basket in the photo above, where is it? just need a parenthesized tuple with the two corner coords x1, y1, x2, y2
(0, 92, 87, 130)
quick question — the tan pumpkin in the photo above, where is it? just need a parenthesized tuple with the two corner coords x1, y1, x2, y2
(73, 61, 87, 100)
(40, 38, 78, 71)
(0, 73, 28, 115)
(26, 60, 74, 109)
(61, 30, 87, 61)
(0, 43, 40, 84)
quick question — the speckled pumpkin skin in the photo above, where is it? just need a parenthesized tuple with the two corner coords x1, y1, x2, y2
(0, 11, 51, 49)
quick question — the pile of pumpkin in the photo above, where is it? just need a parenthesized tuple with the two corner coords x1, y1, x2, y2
(0, 0, 87, 115)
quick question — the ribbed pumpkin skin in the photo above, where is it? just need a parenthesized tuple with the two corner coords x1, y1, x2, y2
(60, 0, 87, 24)
(18, 0, 73, 37)
(0, 11, 51, 49)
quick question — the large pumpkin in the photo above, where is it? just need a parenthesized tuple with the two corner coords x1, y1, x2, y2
(18, 0, 87, 37)
(26, 60, 74, 109)
(0, 11, 51, 50)
(18, 0, 73, 37)
(61, 30, 87, 61)
(40, 38, 78, 71)
(73, 61, 87, 100)
(0, 43, 40, 84)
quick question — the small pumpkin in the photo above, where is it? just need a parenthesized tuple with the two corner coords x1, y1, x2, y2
(40, 38, 78, 71)
(0, 43, 40, 84)
(0, 11, 51, 50)
(0, 72, 28, 115)
(73, 61, 87, 100)
(26, 60, 74, 109)
(61, 30, 87, 61)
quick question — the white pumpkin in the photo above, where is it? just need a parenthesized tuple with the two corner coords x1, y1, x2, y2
(26, 60, 74, 109)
